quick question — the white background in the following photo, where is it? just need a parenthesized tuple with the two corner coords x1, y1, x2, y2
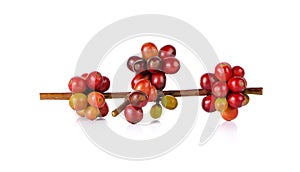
(0, 0, 299, 171)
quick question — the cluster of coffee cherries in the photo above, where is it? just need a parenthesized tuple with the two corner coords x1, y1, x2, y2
(124, 42, 181, 124)
(68, 71, 110, 120)
(200, 62, 249, 121)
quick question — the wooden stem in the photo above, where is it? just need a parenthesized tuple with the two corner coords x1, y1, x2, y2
(40, 87, 263, 117)
(39, 87, 263, 100)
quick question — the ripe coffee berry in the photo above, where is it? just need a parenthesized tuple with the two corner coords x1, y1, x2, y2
(228, 76, 247, 92)
(68, 77, 86, 93)
(227, 93, 245, 108)
(151, 71, 166, 90)
(202, 95, 216, 112)
(212, 81, 229, 97)
(86, 71, 103, 90)
(214, 62, 232, 81)
(127, 56, 142, 72)
(222, 106, 238, 121)
(133, 59, 147, 73)
(124, 105, 144, 124)
(134, 79, 152, 96)
(97, 76, 110, 93)
(200, 73, 219, 90)
(141, 42, 158, 60)
(129, 91, 148, 108)
(159, 45, 176, 59)
(147, 56, 163, 72)
(131, 71, 151, 89)
(232, 66, 245, 77)
(87, 91, 106, 108)
(162, 57, 180, 74)
(99, 102, 109, 117)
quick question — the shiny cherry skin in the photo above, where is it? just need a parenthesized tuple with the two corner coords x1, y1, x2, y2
(202, 95, 217, 112)
(133, 79, 152, 96)
(227, 92, 245, 108)
(232, 66, 245, 77)
(97, 76, 110, 93)
(212, 81, 229, 97)
(221, 106, 238, 121)
(99, 102, 109, 117)
(87, 91, 106, 108)
(68, 76, 87, 93)
(124, 105, 143, 124)
(151, 71, 166, 90)
(147, 56, 163, 72)
(214, 62, 232, 81)
(129, 91, 148, 108)
(131, 70, 151, 89)
(148, 86, 158, 102)
(127, 56, 142, 72)
(200, 73, 219, 90)
(162, 57, 180, 74)
(69, 93, 88, 111)
(133, 59, 147, 74)
(159, 45, 176, 60)
(228, 76, 247, 92)
(86, 71, 103, 90)
(141, 42, 158, 59)
(81, 73, 89, 79)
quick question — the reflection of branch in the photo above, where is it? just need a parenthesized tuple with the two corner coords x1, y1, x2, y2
(39, 87, 263, 100)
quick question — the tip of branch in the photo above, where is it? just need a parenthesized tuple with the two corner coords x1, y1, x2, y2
(112, 110, 119, 117)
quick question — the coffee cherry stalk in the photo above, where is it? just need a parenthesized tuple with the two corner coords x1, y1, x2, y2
(40, 42, 263, 124)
